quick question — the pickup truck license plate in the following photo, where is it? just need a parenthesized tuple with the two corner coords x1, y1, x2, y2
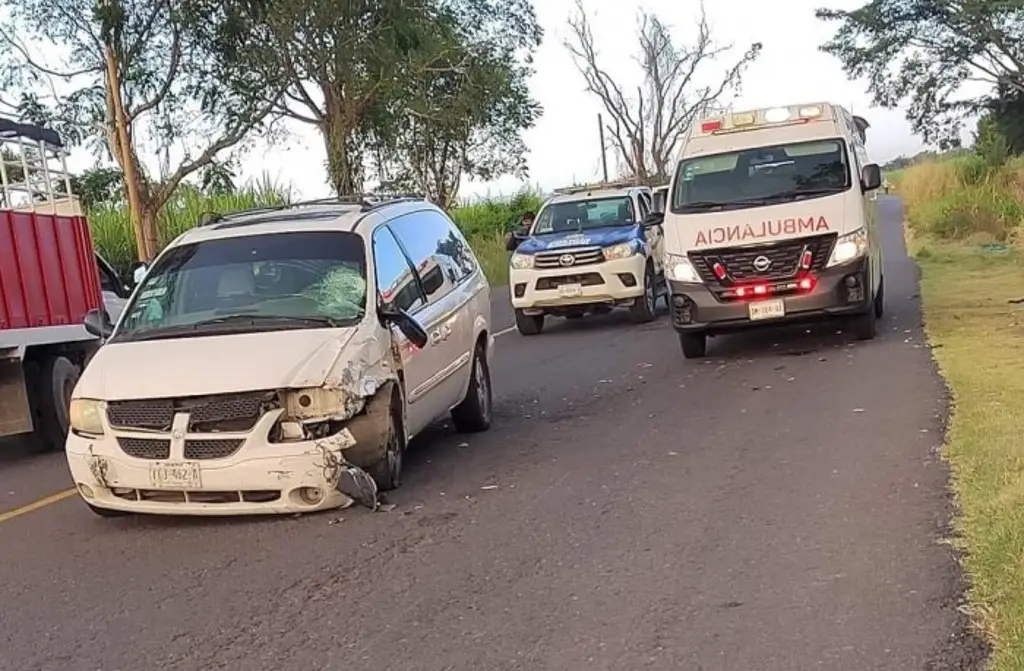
(149, 462, 202, 489)
(748, 298, 785, 321)
(558, 283, 583, 298)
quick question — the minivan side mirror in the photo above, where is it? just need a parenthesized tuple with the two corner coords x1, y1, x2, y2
(644, 211, 665, 227)
(83, 308, 114, 339)
(861, 164, 882, 192)
(378, 303, 429, 349)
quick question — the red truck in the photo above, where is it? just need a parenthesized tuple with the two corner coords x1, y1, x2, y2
(0, 119, 133, 452)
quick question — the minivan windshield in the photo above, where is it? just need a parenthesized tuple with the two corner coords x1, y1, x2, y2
(114, 231, 367, 342)
(671, 139, 850, 213)
(532, 196, 636, 235)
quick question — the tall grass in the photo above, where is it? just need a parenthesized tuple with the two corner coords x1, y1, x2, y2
(899, 156, 1024, 244)
(87, 180, 544, 285)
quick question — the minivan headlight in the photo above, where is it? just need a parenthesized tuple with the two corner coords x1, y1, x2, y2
(664, 253, 702, 283)
(827, 229, 868, 267)
(510, 252, 534, 270)
(69, 398, 105, 436)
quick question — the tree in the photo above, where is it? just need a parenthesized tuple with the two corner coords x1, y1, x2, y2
(565, 0, 761, 184)
(203, 0, 441, 196)
(369, 0, 542, 208)
(816, 0, 1024, 148)
(978, 86, 1024, 157)
(0, 0, 283, 260)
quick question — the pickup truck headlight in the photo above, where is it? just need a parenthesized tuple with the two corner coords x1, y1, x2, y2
(664, 253, 702, 283)
(510, 252, 534, 270)
(602, 242, 639, 261)
(827, 229, 869, 267)
(69, 398, 105, 436)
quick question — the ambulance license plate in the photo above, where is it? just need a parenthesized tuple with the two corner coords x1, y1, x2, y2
(748, 299, 785, 321)
(558, 283, 583, 298)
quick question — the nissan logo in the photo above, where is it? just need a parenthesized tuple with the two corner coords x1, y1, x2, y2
(559, 254, 575, 267)
(752, 255, 772, 272)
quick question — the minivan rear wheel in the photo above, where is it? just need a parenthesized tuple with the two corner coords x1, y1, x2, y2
(451, 342, 492, 433)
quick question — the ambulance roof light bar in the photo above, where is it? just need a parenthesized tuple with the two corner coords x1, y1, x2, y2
(697, 103, 828, 135)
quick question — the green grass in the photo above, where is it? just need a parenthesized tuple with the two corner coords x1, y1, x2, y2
(915, 246, 1024, 670)
(87, 182, 542, 286)
(903, 157, 1024, 669)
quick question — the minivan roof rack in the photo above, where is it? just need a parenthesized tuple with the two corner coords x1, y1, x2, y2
(553, 178, 639, 196)
(196, 192, 427, 227)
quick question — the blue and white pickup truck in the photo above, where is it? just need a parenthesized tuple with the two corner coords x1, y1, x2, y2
(506, 181, 667, 335)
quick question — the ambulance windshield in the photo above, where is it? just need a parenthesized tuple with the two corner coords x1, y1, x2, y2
(671, 139, 850, 213)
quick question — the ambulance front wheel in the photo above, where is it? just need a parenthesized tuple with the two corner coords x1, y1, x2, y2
(515, 310, 544, 336)
(679, 332, 707, 359)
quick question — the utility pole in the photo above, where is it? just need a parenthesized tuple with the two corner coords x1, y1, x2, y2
(598, 113, 609, 182)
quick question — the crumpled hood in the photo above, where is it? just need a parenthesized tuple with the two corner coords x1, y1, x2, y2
(74, 327, 359, 400)
(517, 225, 642, 253)
(670, 193, 850, 251)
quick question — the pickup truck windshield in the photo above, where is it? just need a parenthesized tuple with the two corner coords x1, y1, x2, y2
(671, 139, 851, 213)
(114, 231, 367, 342)
(532, 196, 636, 234)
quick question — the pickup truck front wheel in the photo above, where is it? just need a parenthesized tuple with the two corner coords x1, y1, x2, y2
(629, 263, 658, 324)
(515, 310, 544, 336)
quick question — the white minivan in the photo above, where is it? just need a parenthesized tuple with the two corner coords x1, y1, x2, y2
(67, 196, 495, 516)
(649, 102, 884, 358)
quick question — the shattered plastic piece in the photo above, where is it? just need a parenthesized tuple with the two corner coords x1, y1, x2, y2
(852, 408, 865, 413)
(377, 503, 397, 512)
(480, 485, 498, 490)
(337, 466, 379, 510)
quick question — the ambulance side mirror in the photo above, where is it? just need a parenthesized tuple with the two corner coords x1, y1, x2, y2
(861, 164, 882, 192)
(644, 211, 665, 228)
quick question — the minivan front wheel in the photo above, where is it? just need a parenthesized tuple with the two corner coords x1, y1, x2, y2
(368, 406, 405, 491)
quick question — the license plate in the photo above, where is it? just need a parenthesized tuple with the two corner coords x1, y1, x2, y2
(149, 462, 202, 489)
(748, 298, 785, 321)
(558, 283, 583, 298)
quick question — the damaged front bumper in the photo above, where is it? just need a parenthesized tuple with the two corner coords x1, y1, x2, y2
(66, 414, 383, 517)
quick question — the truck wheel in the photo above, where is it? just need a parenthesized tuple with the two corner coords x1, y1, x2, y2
(515, 310, 544, 336)
(451, 341, 492, 433)
(32, 356, 79, 453)
(679, 332, 707, 359)
(629, 263, 657, 324)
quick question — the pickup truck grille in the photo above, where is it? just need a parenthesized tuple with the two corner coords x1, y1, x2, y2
(534, 247, 604, 269)
(689, 233, 837, 283)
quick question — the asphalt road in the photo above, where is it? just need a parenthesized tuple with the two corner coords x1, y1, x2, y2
(0, 196, 987, 671)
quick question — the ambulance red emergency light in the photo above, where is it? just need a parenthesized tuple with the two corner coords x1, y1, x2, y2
(646, 102, 885, 358)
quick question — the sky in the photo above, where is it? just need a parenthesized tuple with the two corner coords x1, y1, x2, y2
(59, 0, 933, 203)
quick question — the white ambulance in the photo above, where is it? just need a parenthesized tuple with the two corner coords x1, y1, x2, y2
(650, 102, 884, 358)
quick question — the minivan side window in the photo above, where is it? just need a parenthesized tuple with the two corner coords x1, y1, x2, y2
(372, 226, 426, 313)
(387, 210, 478, 306)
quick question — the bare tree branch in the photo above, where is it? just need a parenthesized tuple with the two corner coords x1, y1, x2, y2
(565, 0, 761, 182)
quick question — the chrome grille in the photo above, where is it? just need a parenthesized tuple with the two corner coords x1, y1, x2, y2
(184, 439, 245, 460)
(106, 392, 270, 432)
(118, 437, 171, 460)
(534, 247, 604, 269)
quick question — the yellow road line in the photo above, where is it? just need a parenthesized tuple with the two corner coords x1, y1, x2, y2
(0, 488, 77, 524)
